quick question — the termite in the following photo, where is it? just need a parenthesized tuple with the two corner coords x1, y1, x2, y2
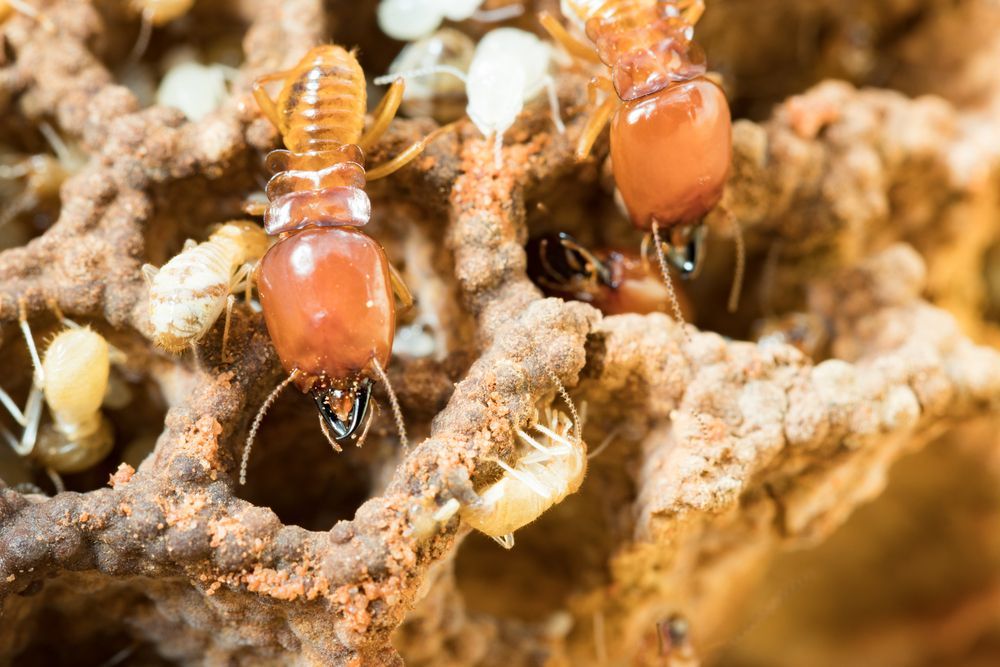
(527, 231, 693, 320)
(156, 46, 236, 121)
(377, 0, 524, 41)
(377, 27, 564, 167)
(241, 45, 455, 482)
(0, 123, 87, 230)
(540, 1, 733, 294)
(0, 301, 119, 483)
(386, 28, 476, 123)
(434, 405, 586, 549)
(143, 220, 268, 361)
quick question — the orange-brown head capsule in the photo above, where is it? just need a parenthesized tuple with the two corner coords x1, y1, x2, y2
(257, 227, 395, 439)
(610, 77, 731, 233)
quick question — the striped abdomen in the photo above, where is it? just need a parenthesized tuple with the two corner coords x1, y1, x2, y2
(565, 0, 707, 100)
(276, 45, 367, 154)
(149, 223, 266, 351)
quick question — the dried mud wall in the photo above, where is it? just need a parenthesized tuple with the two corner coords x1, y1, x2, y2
(0, 0, 999, 665)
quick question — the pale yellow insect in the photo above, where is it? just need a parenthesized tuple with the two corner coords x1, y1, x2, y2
(436, 407, 587, 549)
(0, 303, 118, 480)
(143, 220, 268, 359)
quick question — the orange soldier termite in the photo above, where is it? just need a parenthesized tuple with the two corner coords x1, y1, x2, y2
(526, 231, 693, 321)
(240, 45, 455, 483)
(539, 1, 733, 310)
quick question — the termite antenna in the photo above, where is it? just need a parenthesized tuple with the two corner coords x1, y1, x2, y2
(587, 425, 619, 460)
(727, 213, 745, 314)
(17, 298, 44, 385)
(241, 370, 298, 485)
(650, 220, 692, 344)
(128, 8, 154, 64)
(371, 357, 408, 452)
(548, 370, 581, 443)
(471, 4, 524, 22)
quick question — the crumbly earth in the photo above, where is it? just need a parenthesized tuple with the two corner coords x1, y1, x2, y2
(0, 1, 999, 666)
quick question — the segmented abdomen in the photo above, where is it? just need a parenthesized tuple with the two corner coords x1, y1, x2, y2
(149, 241, 233, 351)
(566, 0, 707, 100)
(276, 45, 367, 154)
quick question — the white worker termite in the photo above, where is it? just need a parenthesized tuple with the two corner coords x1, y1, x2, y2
(434, 405, 587, 549)
(156, 46, 237, 121)
(386, 28, 476, 123)
(376, 27, 565, 168)
(0, 300, 125, 487)
(377, 0, 524, 42)
(143, 220, 268, 361)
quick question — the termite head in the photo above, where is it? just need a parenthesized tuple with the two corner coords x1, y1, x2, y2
(311, 376, 374, 444)
(526, 232, 613, 296)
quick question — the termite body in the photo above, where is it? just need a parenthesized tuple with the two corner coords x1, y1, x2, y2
(0, 306, 118, 477)
(378, 27, 564, 167)
(144, 220, 267, 357)
(542, 0, 732, 277)
(387, 28, 476, 123)
(437, 408, 586, 549)
(246, 44, 449, 459)
(527, 232, 693, 318)
(378, 0, 524, 41)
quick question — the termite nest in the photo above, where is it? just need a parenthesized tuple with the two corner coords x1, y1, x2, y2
(1, 0, 1000, 666)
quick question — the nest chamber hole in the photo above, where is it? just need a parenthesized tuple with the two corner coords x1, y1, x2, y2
(235, 387, 377, 531)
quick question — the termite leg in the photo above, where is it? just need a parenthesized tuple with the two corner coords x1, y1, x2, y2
(17, 384, 43, 457)
(387, 262, 414, 310)
(221, 294, 235, 364)
(542, 75, 565, 134)
(491, 534, 515, 550)
(538, 11, 602, 64)
(367, 121, 459, 180)
(251, 70, 292, 130)
(0, 386, 26, 427)
(359, 79, 405, 152)
(45, 467, 65, 494)
(230, 261, 255, 303)
(17, 298, 43, 386)
(576, 79, 617, 161)
(141, 264, 159, 287)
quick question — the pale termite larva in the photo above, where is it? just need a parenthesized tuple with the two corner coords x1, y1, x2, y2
(143, 220, 268, 357)
(0, 304, 116, 476)
(377, 27, 565, 168)
(437, 407, 587, 549)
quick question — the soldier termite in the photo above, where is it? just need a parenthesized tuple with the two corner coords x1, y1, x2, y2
(143, 220, 268, 362)
(242, 44, 456, 481)
(540, 1, 737, 314)
(526, 231, 694, 320)
(0, 301, 123, 485)
(376, 27, 564, 168)
(434, 405, 587, 549)
(377, 0, 524, 41)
